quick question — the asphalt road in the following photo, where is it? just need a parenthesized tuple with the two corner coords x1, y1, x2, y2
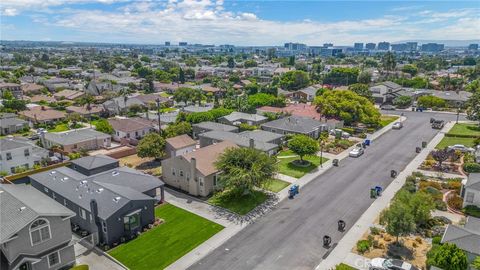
(189, 111, 465, 270)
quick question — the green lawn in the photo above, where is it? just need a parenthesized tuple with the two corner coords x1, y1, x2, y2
(335, 263, 358, 270)
(262, 178, 290, 192)
(277, 149, 296, 157)
(208, 190, 268, 215)
(160, 107, 177, 113)
(447, 123, 480, 137)
(379, 115, 399, 128)
(277, 155, 328, 178)
(47, 123, 70, 132)
(159, 92, 171, 98)
(436, 136, 477, 149)
(108, 204, 224, 270)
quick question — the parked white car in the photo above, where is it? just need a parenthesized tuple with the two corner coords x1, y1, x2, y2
(447, 144, 475, 153)
(349, 147, 364, 157)
(392, 122, 403, 129)
(369, 258, 419, 270)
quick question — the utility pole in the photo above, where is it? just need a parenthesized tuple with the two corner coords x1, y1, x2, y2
(156, 98, 162, 136)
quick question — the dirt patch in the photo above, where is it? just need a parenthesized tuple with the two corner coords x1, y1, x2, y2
(118, 154, 162, 176)
(353, 231, 431, 269)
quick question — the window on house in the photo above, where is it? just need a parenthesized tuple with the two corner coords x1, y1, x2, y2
(186, 173, 190, 181)
(135, 131, 139, 137)
(180, 170, 184, 177)
(466, 192, 475, 203)
(63, 199, 67, 206)
(6, 152, 12, 160)
(24, 149, 30, 157)
(172, 168, 176, 176)
(30, 219, 51, 245)
(47, 251, 61, 267)
(213, 175, 218, 186)
(199, 177, 204, 186)
(126, 133, 130, 138)
(102, 221, 107, 233)
(123, 212, 141, 232)
(79, 208, 86, 219)
(10, 167, 15, 173)
(116, 131, 119, 136)
(73, 144, 78, 149)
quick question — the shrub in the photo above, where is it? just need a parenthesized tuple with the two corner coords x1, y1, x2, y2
(464, 163, 480, 173)
(447, 195, 463, 210)
(356, 239, 371, 254)
(432, 236, 442, 245)
(370, 227, 382, 235)
(341, 127, 355, 134)
(463, 205, 480, 218)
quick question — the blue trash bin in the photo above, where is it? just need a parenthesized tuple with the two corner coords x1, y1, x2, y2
(364, 139, 371, 146)
(375, 186, 383, 196)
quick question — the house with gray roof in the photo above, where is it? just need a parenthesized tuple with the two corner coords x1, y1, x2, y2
(261, 116, 333, 139)
(0, 113, 29, 135)
(29, 155, 164, 246)
(239, 130, 285, 145)
(192, 121, 239, 138)
(198, 130, 280, 155)
(288, 85, 321, 101)
(462, 173, 480, 208)
(0, 138, 50, 175)
(442, 216, 480, 261)
(0, 184, 76, 270)
(218, 112, 268, 126)
(42, 128, 111, 153)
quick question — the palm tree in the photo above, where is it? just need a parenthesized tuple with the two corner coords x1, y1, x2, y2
(318, 131, 329, 168)
(79, 94, 96, 126)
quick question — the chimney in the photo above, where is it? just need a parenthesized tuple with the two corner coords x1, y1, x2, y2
(249, 138, 255, 149)
(89, 199, 101, 244)
(190, 157, 198, 195)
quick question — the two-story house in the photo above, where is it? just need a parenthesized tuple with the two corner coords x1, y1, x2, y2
(462, 173, 480, 208)
(165, 134, 197, 158)
(0, 113, 29, 135)
(161, 141, 237, 197)
(29, 155, 164, 246)
(0, 138, 50, 175)
(0, 184, 76, 270)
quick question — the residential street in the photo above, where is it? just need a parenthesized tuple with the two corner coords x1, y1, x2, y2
(189, 111, 466, 270)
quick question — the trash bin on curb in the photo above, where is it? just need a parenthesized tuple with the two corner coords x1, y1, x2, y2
(333, 159, 339, 166)
(370, 188, 377, 198)
(416, 147, 422, 153)
(323, 235, 331, 247)
(422, 141, 427, 148)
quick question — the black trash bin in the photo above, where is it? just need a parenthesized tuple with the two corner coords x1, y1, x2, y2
(323, 235, 331, 247)
(416, 147, 421, 153)
(391, 170, 397, 178)
(333, 159, 339, 166)
(338, 220, 346, 232)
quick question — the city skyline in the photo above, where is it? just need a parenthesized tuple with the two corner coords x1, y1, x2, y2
(1, 0, 479, 46)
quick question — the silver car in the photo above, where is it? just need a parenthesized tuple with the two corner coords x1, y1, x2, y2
(349, 147, 364, 157)
(369, 258, 419, 270)
(392, 122, 403, 129)
(448, 144, 475, 153)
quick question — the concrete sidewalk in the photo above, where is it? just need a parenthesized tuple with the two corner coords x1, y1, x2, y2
(315, 121, 455, 270)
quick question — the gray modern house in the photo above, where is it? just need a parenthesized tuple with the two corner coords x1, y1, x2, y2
(0, 113, 29, 135)
(218, 112, 268, 126)
(29, 155, 164, 247)
(261, 116, 338, 139)
(442, 216, 480, 262)
(1, 184, 76, 270)
(192, 121, 239, 138)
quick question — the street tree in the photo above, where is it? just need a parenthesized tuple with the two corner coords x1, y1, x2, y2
(288, 135, 319, 165)
(164, 121, 192, 138)
(466, 90, 480, 126)
(94, 119, 114, 134)
(379, 200, 415, 243)
(471, 256, 480, 270)
(432, 148, 455, 169)
(401, 64, 418, 76)
(348, 83, 372, 100)
(215, 147, 277, 196)
(137, 133, 166, 160)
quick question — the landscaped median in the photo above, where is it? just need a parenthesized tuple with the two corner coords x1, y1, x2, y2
(277, 149, 328, 178)
(108, 204, 224, 270)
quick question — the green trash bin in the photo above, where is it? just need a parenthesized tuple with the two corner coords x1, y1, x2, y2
(422, 141, 427, 148)
(370, 188, 377, 198)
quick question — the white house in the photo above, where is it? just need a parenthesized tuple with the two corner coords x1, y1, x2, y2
(0, 138, 50, 174)
(462, 173, 480, 208)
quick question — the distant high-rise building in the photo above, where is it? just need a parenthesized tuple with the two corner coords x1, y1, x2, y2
(378, 42, 390, 51)
(354, 43, 364, 50)
(406, 42, 418, 51)
(391, 43, 407, 51)
(284, 42, 307, 51)
(421, 43, 444, 52)
(323, 43, 333, 48)
(365, 43, 376, 50)
(468, 44, 479, 50)
(179, 42, 188, 46)
(165, 41, 171, 46)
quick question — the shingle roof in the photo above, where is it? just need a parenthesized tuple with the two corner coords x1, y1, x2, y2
(0, 116, 27, 128)
(199, 130, 279, 152)
(71, 155, 118, 170)
(166, 134, 196, 149)
(108, 117, 155, 133)
(0, 184, 74, 243)
(44, 128, 110, 145)
(239, 130, 285, 143)
(193, 121, 239, 132)
(261, 116, 324, 134)
(0, 138, 31, 151)
(220, 112, 267, 123)
(182, 141, 237, 176)
(466, 173, 480, 191)
(442, 216, 480, 255)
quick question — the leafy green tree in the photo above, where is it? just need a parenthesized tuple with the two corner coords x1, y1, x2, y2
(323, 67, 359, 85)
(379, 200, 415, 243)
(348, 83, 372, 100)
(395, 190, 435, 227)
(382, 52, 396, 72)
(215, 147, 277, 196)
(173, 87, 195, 104)
(357, 71, 372, 84)
(430, 243, 468, 270)
(227, 57, 235, 68)
(465, 79, 479, 93)
(98, 59, 115, 73)
(314, 90, 380, 126)
(466, 90, 480, 126)
(178, 68, 185, 83)
(164, 122, 192, 138)
(94, 119, 114, 134)
(417, 95, 446, 108)
(2, 90, 14, 100)
(401, 64, 418, 76)
(244, 59, 257, 68)
(288, 135, 319, 164)
(394, 77, 430, 88)
(393, 96, 412, 108)
(247, 93, 285, 109)
(135, 66, 153, 78)
(471, 256, 480, 270)
(137, 133, 166, 160)
(280, 70, 310, 90)
(2, 99, 27, 112)
(140, 56, 151, 63)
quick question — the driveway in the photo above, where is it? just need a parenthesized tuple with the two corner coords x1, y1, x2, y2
(189, 111, 465, 270)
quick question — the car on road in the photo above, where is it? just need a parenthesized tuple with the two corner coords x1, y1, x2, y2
(447, 144, 475, 153)
(369, 258, 419, 270)
(431, 119, 444, 129)
(329, 129, 350, 138)
(349, 147, 364, 157)
(381, 104, 396, 110)
(392, 122, 403, 129)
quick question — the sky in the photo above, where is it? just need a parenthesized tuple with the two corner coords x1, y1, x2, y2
(1, 0, 479, 46)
